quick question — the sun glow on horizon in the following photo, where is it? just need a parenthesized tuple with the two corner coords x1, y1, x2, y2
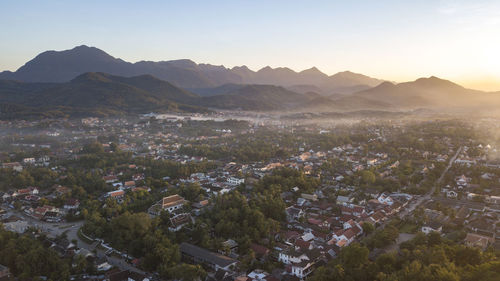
(0, 0, 499, 92)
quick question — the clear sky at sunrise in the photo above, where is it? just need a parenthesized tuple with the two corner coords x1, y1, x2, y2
(1, 0, 499, 90)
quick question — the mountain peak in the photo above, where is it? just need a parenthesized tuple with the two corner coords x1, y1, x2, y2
(414, 76, 462, 89)
(72, 44, 93, 50)
(258, 66, 273, 72)
(378, 81, 396, 88)
(300, 67, 323, 74)
(233, 65, 249, 70)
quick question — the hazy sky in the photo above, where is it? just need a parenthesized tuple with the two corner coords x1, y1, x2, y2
(1, 0, 499, 90)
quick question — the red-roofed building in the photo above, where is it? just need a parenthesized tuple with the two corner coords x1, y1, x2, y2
(294, 239, 312, 251)
(108, 190, 125, 198)
(250, 243, 270, 261)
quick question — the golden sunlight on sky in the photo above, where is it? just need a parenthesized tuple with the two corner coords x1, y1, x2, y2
(0, 0, 499, 91)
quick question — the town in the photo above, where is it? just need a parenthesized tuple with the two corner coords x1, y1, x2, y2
(1, 113, 500, 281)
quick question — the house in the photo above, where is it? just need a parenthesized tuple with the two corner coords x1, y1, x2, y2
(107, 190, 125, 199)
(421, 221, 442, 234)
(32, 205, 59, 221)
(192, 199, 209, 216)
(0, 192, 10, 202)
(297, 198, 307, 206)
(247, 269, 271, 280)
(193, 200, 209, 209)
(467, 193, 483, 201)
(161, 194, 186, 212)
(64, 198, 80, 210)
(132, 174, 145, 181)
(464, 233, 494, 250)
(328, 224, 361, 248)
(132, 186, 150, 193)
(279, 248, 322, 279)
(286, 206, 305, 222)
(281, 230, 301, 244)
(13, 187, 39, 197)
(96, 257, 112, 271)
(456, 175, 470, 186)
(301, 193, 318, 201)
(454, 206, 470, 224)
(103, 175, 118, 183)
(23, 157, 36, 164)
(467, 218, 495, 235)
(169, 213, 193, 232)
(485, 195, 500, 204)
(341, 205, 366, 217)
(180, 242, 238, 271)
(75, 248, 95, 260)
(301, 232, 315, 242)
(377, 193, 394, 205)
(0, 264, 11, 279)
(51, 238, 76, 256)
(369, 210, 387, 224)
(250, 243, 270, 261)
(446, 190, 458, 198)
(279, 248, 308, 265)
(54, 185, 70, 196)
(220, 239, 239, 256)
(124, 181, 136, 188)
(336, 196, 352, 205)
(2, 215, 28, 233)
(227, 177, 245, 186)
(1, 162, 22, 172)
(364, 188, 380, 199)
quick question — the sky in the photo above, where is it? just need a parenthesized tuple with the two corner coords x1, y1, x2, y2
(0, 0, 499, 91)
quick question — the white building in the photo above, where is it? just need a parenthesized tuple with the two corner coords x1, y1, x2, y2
(227, 177, 244, 186)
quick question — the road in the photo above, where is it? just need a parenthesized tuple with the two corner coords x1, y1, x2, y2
(398, 146, 463, 219)
(2, 205, 145, 275)
(364, 147, 463, 250)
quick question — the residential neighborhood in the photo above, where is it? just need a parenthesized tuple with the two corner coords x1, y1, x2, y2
(1, 115, 500, 280)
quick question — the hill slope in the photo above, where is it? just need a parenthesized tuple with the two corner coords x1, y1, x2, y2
(0, 72, 205, 118)
(0, 73, 329, 117)
(353, 76, 500, 109)
(198, 84, 312, 110)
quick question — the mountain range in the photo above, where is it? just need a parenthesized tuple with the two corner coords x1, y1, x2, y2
(0, 45, 383, 94)
(0, 45, 499, 118)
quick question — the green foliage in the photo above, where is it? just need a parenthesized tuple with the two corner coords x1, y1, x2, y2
(365, 225, 399, 249)
(168, 263, 207, 281)
(360, 170, 376, 185)
(313, 232, 500, 281)
(255, 167, 320, 194)
(362, 222, 375, 235)
(0, 226, 71, 280)
(206, 191, 281, 242)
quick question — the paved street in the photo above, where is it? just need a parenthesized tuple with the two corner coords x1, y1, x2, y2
(398, 146, 463, 219)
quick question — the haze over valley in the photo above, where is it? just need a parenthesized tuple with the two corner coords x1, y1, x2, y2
(2, 1, 500, 281)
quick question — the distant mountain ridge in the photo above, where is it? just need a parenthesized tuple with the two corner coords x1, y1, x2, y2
(353, 76, 500, 109)
(0, 45, 384, 94)
(1, 46, 500, 119)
